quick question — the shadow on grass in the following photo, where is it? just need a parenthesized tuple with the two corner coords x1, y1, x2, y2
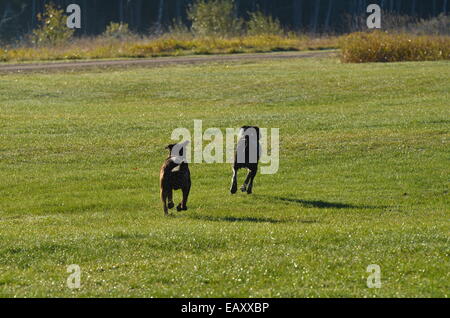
(269, 196, 385, 210)
(190, 214, 318, 224)
(188, 196, 386, 224)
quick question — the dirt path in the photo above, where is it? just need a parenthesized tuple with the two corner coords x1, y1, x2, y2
(0, 50, 335, 73)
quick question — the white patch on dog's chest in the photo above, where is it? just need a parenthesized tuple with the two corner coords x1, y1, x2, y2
(171, 165, 181, 172)
(169, 156, 184, 172)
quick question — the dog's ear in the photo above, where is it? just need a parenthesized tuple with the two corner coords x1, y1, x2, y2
(165, 144, 175, 151)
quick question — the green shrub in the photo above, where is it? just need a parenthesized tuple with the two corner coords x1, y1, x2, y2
(345, 11, 450, 36)
(187, 0, 244, 37)
(31, 3, 74, 47)
(377, 11, 417, 31)
(340, 31, 450, 63)
(102, 22, 135, 40)
(247, 11, 284, 36)
(376, 12, 450, 36)
(408, 14, 450, 36)
(168, 19, 193, 39)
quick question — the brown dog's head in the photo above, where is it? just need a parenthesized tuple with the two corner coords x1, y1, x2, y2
(166, 140, 190, 163)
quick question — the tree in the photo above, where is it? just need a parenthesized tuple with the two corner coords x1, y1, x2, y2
(324, 0, 333, 32)
(293, 0, 303, 30)
(118, 0, 124, 23)
(411, 0, 417, 16)
(156, 0, 164, 32)
(187, 0, 243, 37)
(310, 0, 321, 33)
(175, 0, 183, 20)
(31, 0, 36, 28)
(0, 1, 26, 41)
(0, 0, 447, 40)
(31, 3, 74, 46)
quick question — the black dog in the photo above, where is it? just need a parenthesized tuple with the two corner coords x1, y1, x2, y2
(160, 141, 191, 215)
(230, 126, 261, 194)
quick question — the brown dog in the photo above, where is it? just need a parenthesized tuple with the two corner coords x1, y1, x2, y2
(230, 126, 261, 194)
(160, 141, 191, 215)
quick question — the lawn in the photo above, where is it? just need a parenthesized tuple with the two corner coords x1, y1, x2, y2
(0, 56, 448, 297)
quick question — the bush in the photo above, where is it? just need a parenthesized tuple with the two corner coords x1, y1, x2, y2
(374, 12, 450, 36)
(187, 0, 244, 37)
(344, 11, 450, 36)
(168, 19, 193, 39)
(247, 11, 284, 36)
(102, 22, 135, 40)
(408, 14, 450, 36)
(340, 31, 450, 63)
(31, 3, 74, 47)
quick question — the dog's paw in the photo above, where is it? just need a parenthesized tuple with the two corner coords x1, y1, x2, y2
(168, 202, 174, 209)
(240, 186, 247, 192)
(176, 205, 188, 211)
(230, 186, 237, 194)
(246, 189, 253, 194)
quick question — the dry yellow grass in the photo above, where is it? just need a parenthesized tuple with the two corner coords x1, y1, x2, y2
(0, 35, 338, 63)
(340, 31, 450, 63)
(4, 32, 446, 64)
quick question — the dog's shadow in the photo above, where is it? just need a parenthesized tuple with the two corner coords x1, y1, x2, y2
(188, 196, 386, 224)
(190, 214, 318, 224)
(267, 196, 386, 210)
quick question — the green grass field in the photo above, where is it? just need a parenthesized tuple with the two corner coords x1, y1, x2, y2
(0, 57, 449, 297)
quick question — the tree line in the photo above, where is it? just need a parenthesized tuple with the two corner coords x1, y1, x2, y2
(0, 0, 448, 40)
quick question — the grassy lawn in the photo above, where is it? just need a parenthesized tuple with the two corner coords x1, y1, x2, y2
(0, 57, 448, 297)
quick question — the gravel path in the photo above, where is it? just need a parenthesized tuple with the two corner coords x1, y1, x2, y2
(0, 51, 334, 73)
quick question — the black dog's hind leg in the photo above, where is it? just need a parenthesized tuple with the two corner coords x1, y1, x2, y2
(246, 169, 257, 194)
(230, 166, 238, 194)
(177, 184, 190, 211)
(241, 169, 253, 192)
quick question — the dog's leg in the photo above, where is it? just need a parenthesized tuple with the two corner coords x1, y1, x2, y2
(246, 169, 257, 194)
(161, 189, 168, 215)
(241, 170, 252, 192)
(230, 166, 238, 194)
(183, 183, 190, 210)
(178, 184, 190, 211)
(167, 189, 174, 209)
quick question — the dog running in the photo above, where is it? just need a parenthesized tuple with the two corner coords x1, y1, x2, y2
(160, 126, 261, 214)
(230, 126, 261, 195)
(160, 140, 191, 215)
